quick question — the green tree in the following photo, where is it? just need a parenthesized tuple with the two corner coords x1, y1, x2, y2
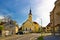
(0, 25, 4, 30)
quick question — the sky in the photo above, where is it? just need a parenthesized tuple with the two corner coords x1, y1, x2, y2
(0, 0, 56, 27)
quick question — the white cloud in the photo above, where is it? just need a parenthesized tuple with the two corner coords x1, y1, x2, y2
(30, 0, 56, 26)
(34, 18, 41, 24)
(0, 16, 4, 19)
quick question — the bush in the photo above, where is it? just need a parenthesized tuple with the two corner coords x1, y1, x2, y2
(0, 25, 4, 30)
(37, 36, 44, 40)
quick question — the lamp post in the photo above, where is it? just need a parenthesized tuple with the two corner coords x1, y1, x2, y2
(40, 18, 42, 36)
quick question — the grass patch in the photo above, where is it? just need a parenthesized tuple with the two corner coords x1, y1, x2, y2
(37, 36, 44, 40)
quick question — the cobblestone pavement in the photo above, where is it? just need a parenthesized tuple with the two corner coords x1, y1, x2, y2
(44, 35, 60, 40)
(0, 33, 40, 40)
(0, 35, 24, 40)
(0, 33, 53, 40)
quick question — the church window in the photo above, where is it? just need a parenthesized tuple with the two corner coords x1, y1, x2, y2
(26, 28, 27, 31)
(30, 28, 31, 31)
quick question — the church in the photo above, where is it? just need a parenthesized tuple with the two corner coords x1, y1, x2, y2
(20, 9, 40, 33)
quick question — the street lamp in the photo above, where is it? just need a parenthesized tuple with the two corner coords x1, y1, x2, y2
(40, 18, 42, 36)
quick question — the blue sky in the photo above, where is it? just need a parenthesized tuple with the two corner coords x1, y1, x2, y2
(0, 0, 56, 27)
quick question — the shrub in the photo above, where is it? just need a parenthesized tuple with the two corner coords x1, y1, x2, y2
(37, 36, 44, 40)
(0, 25, 4, 30)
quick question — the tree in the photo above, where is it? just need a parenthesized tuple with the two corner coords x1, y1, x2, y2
(0, 25, 4, 30)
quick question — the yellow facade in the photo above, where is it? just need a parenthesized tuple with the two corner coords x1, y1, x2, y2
(21, 9, 40, 32)
(33, 22, 40, 32)
(15, 26, 19, 33)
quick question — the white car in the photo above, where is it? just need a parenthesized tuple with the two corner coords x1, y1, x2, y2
(23, 31, 30, 34)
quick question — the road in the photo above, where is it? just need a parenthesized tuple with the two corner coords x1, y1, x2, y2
(1, 33, 40, 40)
(0, 33, 52, 40)
(17, 33, 40, 40)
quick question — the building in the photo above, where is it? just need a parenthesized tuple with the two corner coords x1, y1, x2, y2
(50, 0, 60, 35)
(20, 9, 40, 33)
(32, 22, 40, 32)
(0, 16, 19, 36)
(45, 23, 52, 33)
(15, 24, 19, 33)
(42, 27, 46, 33)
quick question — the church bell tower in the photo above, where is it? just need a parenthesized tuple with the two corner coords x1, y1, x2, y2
(28, 9, 32, 22)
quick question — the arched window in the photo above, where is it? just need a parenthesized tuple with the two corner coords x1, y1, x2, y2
(30, 28, 31, 31)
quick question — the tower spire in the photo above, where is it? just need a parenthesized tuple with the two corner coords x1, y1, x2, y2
(29, 8, 32, 15)
(28, 8, 32, 22)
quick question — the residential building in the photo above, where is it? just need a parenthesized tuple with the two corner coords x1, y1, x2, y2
(50, 0, 60, 35)
(15, 24, 19, 33)
(42, 27, 46, 33)
(45, 23, 52, 33)
(0, 16, 19, 36)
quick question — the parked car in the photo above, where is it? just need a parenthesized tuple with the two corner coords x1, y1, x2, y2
(16, 31, 23, 35)
(23, 31, 29, 34)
